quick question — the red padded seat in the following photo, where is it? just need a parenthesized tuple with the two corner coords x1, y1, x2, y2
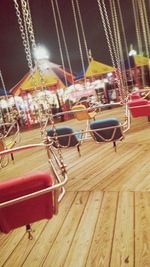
(0, 172, 53, 233)
(128, 99, 150, 117)
(130, 92, 141, 100)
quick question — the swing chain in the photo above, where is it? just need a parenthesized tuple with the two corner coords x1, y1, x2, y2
(43, 115, 67, 174)
(14, 0, 66, 172)
(71, 0, 87, 86)
(13, 0, 33, 72)
(97, 0, 124, 101)
(21, 0, 52, 120)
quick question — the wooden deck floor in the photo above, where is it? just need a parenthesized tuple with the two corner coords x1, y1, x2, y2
(0, 107, 150, 267)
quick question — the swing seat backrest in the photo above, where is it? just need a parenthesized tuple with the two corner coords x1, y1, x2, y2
(90, 118, 123, 142)
(130, 92, 141, 100)
(0, 172, 54, 233)
(72, 104, 96, 121)
(47, 126, 81, 148)
(128, 99, 150, 117)
(0, 138, 5, 152)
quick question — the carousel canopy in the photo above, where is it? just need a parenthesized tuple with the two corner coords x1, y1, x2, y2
(134, 55, 150, 67)
(75, 59, 116, 80)
(10, 60, 74, 96)
(125, 55, 150, 69)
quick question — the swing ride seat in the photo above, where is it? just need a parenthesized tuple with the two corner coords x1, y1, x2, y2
(90, 118, 123, 151)
(5, 140, 16, 150)
(71, 104, 97, 139)
(47, 126, 82, 156)
(127, 98, 150, 117)
(0, 172, 53, 234)
(129, 92, 141, 100)
(0, 121, 20, 164)
(71, 104, 96, 121)
(0, 138, 8, 168)
(0, 143, 68, 238)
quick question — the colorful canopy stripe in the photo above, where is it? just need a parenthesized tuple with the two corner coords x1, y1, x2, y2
(10, 61, 74, 96)
(75, 59, 116, 80)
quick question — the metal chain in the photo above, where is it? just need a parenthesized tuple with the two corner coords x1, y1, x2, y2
(24, 0, 65, 167)
(0, 70, 12, 121)
(97, 0, 123, 101)
(101, 0, 124, 94)
(116, 0, 134, 89)
(76, 0, 90, 67)
(13, 0, 67, 172)
(137, 0, 149, 86)
(21, 0, 47, 88)
(13, 0, 34, 72)
(110, 0, 128, 120)
(137, 0, 149, 57)
(55, 0, 74, 86)
(112, 0, 128, 99)
(0, 70, 8, 100)
(21, 0, 52, 120)
(51, 0, 68, 87)
(132, 0, 142, 54)
(21, 0, 36, 49)
(132, 0, 148, 86)
(141, 0, 150, 52)
(71, 0, 87, 86)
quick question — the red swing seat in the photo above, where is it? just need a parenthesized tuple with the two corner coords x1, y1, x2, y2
(0, 143, 67, 238)
(127, 98, 150, 118)
(0, 172, 54, 234)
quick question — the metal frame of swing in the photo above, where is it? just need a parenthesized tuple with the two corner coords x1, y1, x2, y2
(43, 123, 125, 153)
(89, 123, 124, 152)
(47, 129, 83, 156)
(41, 103, 130, 157)
(0, 121, 20, 168)
(0, 142, 68, 239)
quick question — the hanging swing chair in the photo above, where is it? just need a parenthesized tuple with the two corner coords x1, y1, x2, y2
(90, 117, 124, 151)
(127, 89, 150, 120)
(47, 126, 83, 156)
(0, 141, 68, 239)
(0, 121, 20, 167)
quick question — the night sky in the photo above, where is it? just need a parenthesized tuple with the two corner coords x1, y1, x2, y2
(0, 0, 147, 90)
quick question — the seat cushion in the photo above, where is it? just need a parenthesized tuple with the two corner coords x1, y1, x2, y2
(88, 112, 96, 119)
(90, 118, 123, 142)
(0, 172, 53, 233)
(130, 92, 141, 100)
(128, 99, 150, 117)
(47, 126, 79, 147)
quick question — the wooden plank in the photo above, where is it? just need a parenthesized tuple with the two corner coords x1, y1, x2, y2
(122, 152, 150, 191)
(19, 192, 77, 267)
(63, 192, 103, 267)
(67, 143, 143, 192)
(0, 228, 25, 266)
(42, 191, 91, 267)
(81, 145, 143, 191)
(86, 192, 118, 267)
(135, 192, 150, 267)
(3, 221, 48, 267)
(135, 173, 150, 191)
(110, 192, 134, 267)
(104, 149, 150, 191)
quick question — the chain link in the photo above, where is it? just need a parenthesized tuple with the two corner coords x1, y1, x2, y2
(13, 0, 66, 172)
(137, 0, 149, 57)
(71, 0, 87, 86)
(97, 0, 126, 102)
